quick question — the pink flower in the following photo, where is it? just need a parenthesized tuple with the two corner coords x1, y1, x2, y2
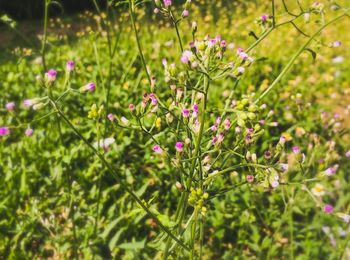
(292, 146, 300, 154)
(182, 109, 190, 118)
(181, 50, 192, 64)
(175, 142, 184, 152)
(66, 60, 74, 72)
(80, 82, 96, 93)
(45, 69, 57, 82)
(236, 47, 244, 54)
(163, 0, 172, 7)
(246, 175, 254, 183)
(107, 113, 114, 121)
(324, 165, 339, 176)
(332, 41, 341, 48)
(220, 40, 226, 48)
(129, 103, 135, 111)
(223, 118, 231, 130)
(261, 14, 268, 22)
(25, 128, 34, 137)
(152, 145, 163, 154)
(0, 127, 10, 136)
(345, 150, 350, 158)
(154, 8, 160, 14)
(323, 204, 334, 213)
(192, 103, 199, 113)
(149, 93, 158, 106)
(239, 52, 248, 60)
(182, 9, 189, 17)
(5, 102, 15, 112)
(23, 99, 36, 108)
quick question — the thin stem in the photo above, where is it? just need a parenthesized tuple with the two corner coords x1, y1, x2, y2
(41, 0, 49, 72)
(255, 12, 349, 104)
(49, 99, 190, 252)
(128, 0, 151, 85)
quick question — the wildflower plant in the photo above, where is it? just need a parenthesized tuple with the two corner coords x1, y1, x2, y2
(1, 0, 350, 259)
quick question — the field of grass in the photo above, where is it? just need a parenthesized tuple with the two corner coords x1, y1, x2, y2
(1, 0, 350, 259)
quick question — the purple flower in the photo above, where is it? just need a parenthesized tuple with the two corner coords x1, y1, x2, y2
(223, 118, 231, 130)
(239, 52, 248, 60)
(212, 136, 218, 145)
(163, 0, 172, 7)
(107, 113, 115, 121)
(261, 14, 268, 22)
(5, 102, 15, 112)
(181, 50, 192, 64)
(345, 150, 350, 158)
(23, 99, 36, 108)
(323, 204, 334, 214)
(324, 165, 339, 176)
(25, 128, 34, 137)
(220, 40, 226, 48)
(279, 163, 288, 172)
(149, 93, 158, 106)
(129, 103, 135, 111)
(80, 82, 96, 93)
(192, 103, 199, 113)
(246, 175, 254, 183)
(66, 60, 74, 72)
(182, 9, 189, 17)
(175, 142, 184, 152)
(182, 109, 190, 118)
(45, 69, 57, 82)
(0, 127, 10, 136)
(332, 41, 341, 48)
(152, 145, 163, 154)
(292, 146, 300, 154)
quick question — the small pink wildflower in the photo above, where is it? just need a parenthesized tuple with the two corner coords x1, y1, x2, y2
(45, 69, 57, 82)
(323, 204, 334, 214)
(182, 9, 189, 17)
(107, 113, 115, 121)
(0, 127, 10, 136)
(182, 109, 190, 118)
(25, 128, 34, 137)
(261, 14, 268, 22)
(181, 50, 192, 64)
(223, 118, 231, 130)
(163, 0, 172, 7)
(6, 102, 15, 112)
(345, 150, 350, 158)
(292, 146, 300, 154)
(80, 82, 96, 93)
(324, 165, 339, 176)
(66, 60, 74, 72)
(152, 145, 163, 154)
(175, 142, 184, 152)
(246, 175, 254, 183)
(129, 103, 135, 111)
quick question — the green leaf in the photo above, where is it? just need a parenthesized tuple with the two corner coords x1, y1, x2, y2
(100, 215, 124, 239)
(118, 238, 146, 250)
(109, 227, 127, 250)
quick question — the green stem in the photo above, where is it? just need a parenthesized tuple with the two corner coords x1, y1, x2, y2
(41, 0, 49, 72)
(49, 99, 190, 252)
(128, 0, 151, 85)
(255, 12, 348, 104)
